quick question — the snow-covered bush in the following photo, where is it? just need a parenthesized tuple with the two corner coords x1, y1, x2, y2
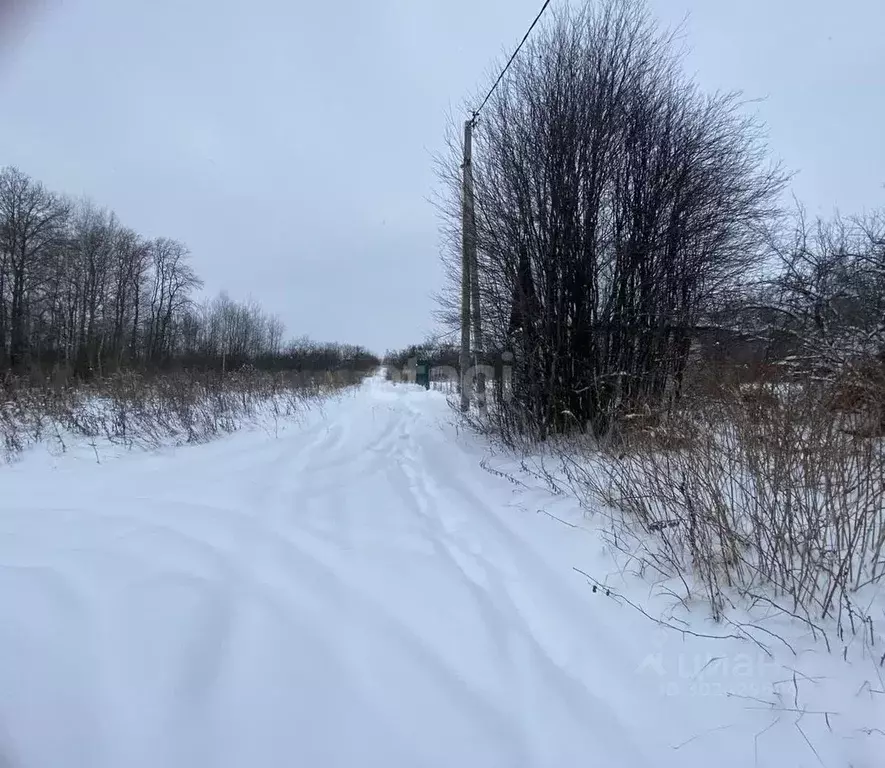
(0, 368, 365, 462)
(565, 376, 885, 640)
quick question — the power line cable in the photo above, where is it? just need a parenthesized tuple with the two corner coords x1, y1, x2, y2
(470, 0, 553, 125)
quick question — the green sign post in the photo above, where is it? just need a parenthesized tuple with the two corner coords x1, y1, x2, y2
(415, 359, 430, 390)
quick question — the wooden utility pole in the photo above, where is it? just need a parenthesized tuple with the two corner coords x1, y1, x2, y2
(459, 119, 474, 412)
(457, 0, 552, 412)
(466, 133, 484, 407)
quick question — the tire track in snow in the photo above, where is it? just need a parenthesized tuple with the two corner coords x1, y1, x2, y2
(0, 375, 682, 767)
(390, 405, 653, 764)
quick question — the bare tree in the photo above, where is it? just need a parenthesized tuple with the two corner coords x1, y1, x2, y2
(146, 237, 202, 363)
(437, 0, 785, 439)
(0, 166, 70, 372)
(108, 227, 152, 369)
(68, 201, 118, 373)
(761, 207, 885, 428)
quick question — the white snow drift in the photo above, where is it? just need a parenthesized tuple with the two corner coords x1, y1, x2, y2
(0, 372, 881, 767)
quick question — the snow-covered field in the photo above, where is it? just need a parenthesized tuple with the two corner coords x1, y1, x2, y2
(0, 372, 881, 767)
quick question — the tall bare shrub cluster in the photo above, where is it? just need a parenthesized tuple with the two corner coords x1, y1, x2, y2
(436, 0, 785, 440)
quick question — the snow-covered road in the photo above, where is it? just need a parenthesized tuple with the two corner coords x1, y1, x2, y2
(1, 374, 880, 767)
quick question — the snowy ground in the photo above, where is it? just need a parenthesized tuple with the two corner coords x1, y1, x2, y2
(0, 372, 882, 768)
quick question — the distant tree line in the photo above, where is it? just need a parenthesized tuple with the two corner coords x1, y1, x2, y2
(0, 166, 378, 378)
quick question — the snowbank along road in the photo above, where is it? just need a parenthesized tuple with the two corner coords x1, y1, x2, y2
(0, 372, 881, 767)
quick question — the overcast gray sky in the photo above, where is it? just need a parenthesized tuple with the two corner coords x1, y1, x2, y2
(1, 0, 883, 353)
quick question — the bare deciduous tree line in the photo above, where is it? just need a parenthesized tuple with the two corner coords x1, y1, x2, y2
(0, 166, 378, 378)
